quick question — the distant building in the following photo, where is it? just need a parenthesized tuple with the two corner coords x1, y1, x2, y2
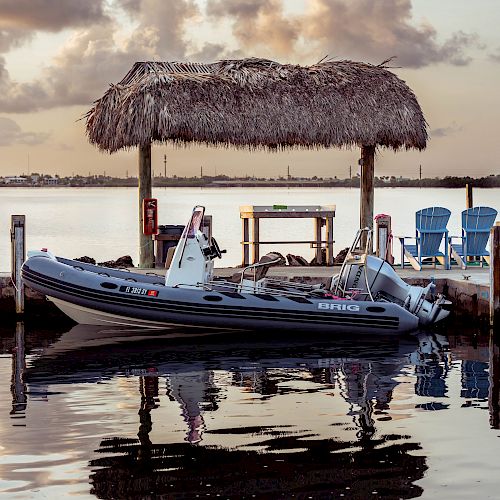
(45, 177, 59, 185)
(4, 176, 28, 185)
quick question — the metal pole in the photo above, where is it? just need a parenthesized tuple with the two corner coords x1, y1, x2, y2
(10, 215, 25, 314)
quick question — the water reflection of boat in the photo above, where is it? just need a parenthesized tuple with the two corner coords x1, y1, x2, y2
(18, 324, 500, 498)
(27, 323, 426, 497)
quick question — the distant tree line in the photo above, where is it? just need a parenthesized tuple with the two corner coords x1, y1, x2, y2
(2, 173, 500, 188)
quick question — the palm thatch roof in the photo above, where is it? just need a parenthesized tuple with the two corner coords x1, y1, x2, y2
(85, 58, 427, 153)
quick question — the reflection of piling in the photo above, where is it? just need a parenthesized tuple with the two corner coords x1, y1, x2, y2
(10, 215, 25, 314)
(489, 331, 500, 429)
(137, 373, 159, 451)
(10, 321, 27, 416)
(490, 224, 500, 327)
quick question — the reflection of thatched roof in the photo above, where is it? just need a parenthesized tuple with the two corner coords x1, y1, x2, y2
(85, 58, 427, 153)
(90, 431, 426, 498)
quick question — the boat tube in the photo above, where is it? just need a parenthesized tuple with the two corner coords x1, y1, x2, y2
(21, 206, 451, 333)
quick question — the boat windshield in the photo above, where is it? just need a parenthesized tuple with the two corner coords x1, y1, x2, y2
(182, 206, 205, 239)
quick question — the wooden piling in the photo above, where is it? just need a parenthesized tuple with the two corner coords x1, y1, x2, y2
(139, 144, 154, 268)
(490, 223, 500, 327)
(466, 183, 474, 263)
(466, 183, 473, 209)
(10, 215, 25, 314)
(360, 145, 375, 252)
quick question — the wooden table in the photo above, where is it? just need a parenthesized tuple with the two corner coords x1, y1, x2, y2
(239, 205, 336, 266)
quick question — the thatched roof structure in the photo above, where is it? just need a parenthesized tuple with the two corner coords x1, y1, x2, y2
(85, 58, 427, 153)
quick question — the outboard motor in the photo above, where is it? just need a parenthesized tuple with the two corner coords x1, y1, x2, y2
(333, 229, 450, 326)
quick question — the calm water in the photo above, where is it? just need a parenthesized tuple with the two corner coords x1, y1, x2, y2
(1, 186, 500, 498)
(0, 322, 499, 498)
(1, 187, 499, 270)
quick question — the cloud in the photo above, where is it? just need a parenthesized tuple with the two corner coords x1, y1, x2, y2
(207, 0, 300, 57)
(0, 27, 32, 52)
(0, 57, 49, 112)
(0, 0, 109, 32)
(117, 0, 198, 60)
(0, 0, 200, 112)
(0, 0, 483, 114)
(301, 0, 479, 68)
(0, 116, 50, 145)
(431, 123, 462, 138)
(189, 43, 243, 62)
(489, 47, 500, 63)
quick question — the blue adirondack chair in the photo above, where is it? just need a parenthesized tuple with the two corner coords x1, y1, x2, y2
(399, 207, 451, 271)
(449, 206, 498, 269)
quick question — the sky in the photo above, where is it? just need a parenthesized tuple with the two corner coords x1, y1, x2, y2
(0, 0, 499, 179)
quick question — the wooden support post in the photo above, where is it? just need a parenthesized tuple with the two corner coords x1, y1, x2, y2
(242, 218, 249, 266)
(326, 217, 334, 265)
(252, 218, 260, 264)
(360, 145, 375, 252)
(10, 215, 25, 314)
(139, 144, 154, 268)
(314, 217, 323, 265)
(490, 223, 500, 328)
(466, 183, 473, 209)
(466, 183, 474, 263)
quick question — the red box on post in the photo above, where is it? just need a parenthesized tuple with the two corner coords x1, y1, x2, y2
(143, 198, 158, 235)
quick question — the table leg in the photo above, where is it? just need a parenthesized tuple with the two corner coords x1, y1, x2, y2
(242, 218, 249, 266)
(326, 217, 334, 265)
(315, 217, 323, 265)
(155, 240, 164, 267)
(252, 218, 260, 264)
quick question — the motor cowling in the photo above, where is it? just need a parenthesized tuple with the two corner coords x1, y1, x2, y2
(336, 254, 450, 326)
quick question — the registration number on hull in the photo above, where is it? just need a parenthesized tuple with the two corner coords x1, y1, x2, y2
(119, 285, 159, 297)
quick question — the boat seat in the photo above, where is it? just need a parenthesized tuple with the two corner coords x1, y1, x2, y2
(165, 246, 176, 269)
(230, 252, 283, 283)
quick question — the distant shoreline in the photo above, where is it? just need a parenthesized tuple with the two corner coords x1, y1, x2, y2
(1, 178, 500, 189)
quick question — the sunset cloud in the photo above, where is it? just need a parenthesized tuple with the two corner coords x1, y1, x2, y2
(207, 0, 300, 57)
(489, 47, 500, 63)
(431, 123, 463, 138)
(0, 116, 49, 146)
(301, 0, 479, 68)
(0, 0, 200, 112)
(0, 0, 108, 32)
(117, 0, 198, 60)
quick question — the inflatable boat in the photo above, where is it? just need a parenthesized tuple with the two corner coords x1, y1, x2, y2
(21, 206, 451, 333)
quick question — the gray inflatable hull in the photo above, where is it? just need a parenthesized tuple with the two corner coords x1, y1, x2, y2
(21, 255, 419, 333)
